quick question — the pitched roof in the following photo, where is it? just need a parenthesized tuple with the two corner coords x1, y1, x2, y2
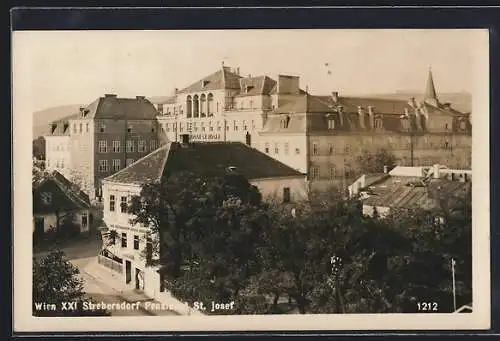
(361, 175, 470, 211)
(236, 76, 277, 97)
(33, 170, 90, 213)
(104, 141, 304, 185)
(46, 114, 79, 136)
(178, 67, 242, 94)
(82, 95, 158, 120)
(148, 95, 177, 105)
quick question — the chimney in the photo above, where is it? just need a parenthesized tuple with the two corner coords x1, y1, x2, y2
(247, 74, 252, 78)
(383, 165, 388, 174)
(174, 88, 179, 95)
(404, 108, 409, 116)
(104, 94, 117, 98)
(368, 106, 374, 115)
(136, 96, 145, 100)
(180, 134, 190, 146)
(331, 91, 339, 103)
(357, 106, 364, 114)
(236, 67, 240, 75)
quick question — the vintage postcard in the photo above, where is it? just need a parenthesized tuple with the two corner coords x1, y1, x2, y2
(13, 28, 490, 332)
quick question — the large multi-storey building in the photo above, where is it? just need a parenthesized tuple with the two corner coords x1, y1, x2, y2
(45, 64, 471, 198)
(151, 65, 471, 193)
(257, 69, 472, 192)
(45, 94, 160, 200)
(151, 64, 304, 148)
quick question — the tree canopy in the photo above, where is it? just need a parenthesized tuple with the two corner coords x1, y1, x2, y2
(123, 169, 472, 314)
(33, 250, 109, 316)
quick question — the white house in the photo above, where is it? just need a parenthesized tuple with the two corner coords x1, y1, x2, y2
(99, 136, 308, 301)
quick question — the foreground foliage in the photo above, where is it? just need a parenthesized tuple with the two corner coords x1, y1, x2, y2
(124, 171, 472, 314)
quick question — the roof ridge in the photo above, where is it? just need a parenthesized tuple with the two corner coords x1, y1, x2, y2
(156, 142, 173, 182)
(50, 172, 90, 208)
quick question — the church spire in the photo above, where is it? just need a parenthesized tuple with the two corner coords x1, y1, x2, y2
(424, 66, 439, 106)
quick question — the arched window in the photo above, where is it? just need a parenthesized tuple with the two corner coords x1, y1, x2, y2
(207, 93, 214, 116)
(193, 95, 199, 118)
(186, 96, 192, 118)
(200, 94, 206, 117)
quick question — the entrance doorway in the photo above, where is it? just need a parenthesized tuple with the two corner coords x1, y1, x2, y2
(135, 268, 144, 290)
(125, 260, 132, 284)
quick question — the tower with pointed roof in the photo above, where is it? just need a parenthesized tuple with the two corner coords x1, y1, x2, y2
(424, 67, 439, 107)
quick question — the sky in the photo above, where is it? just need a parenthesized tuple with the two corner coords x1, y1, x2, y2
(12, 29, 487, 112)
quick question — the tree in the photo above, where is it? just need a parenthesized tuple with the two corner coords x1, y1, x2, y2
(382, 182, 472, 313)
(33, 250, 109, 316)
(127, 171, 264, 279)
(356, 148, 396, 174)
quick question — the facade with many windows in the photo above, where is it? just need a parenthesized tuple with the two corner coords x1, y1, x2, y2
(257, 69, 472, 193)
(45, 94, 160, 200)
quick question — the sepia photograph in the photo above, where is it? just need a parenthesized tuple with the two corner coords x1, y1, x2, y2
(13, 28, 490, 332)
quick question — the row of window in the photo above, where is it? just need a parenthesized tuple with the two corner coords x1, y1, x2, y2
(50, 144, 67, 152)
(309, 166, 351, 180)
(98, 140, 157, 153)
(263, 142, 300, 155)
(98, 159, 135, 172)
(309, 139, 457, 156)
(161, 120, 258, 133)
(46, 159, 66, 168)
(115, 232, 140, 250)
(72, 122, 89, 134)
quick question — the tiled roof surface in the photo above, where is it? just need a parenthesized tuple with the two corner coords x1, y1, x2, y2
(236, 76, 277, 97)
(260, 113, 308, 134)
(89, 96, 159, 120)
(105, 141, 304, 185)
(178, 67, 242, 93)
(104, 144, 171, 185)
(362, 176, 470, 210)
(33, 170, 90, 214)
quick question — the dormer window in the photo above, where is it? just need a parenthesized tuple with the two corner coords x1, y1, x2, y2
(375, 118, 383, 130)
(41, 192, 52, 205)
(100, 124, 106, 133)
(328, 118, 335, 130)
(127, 125, 132, 133)
(157, 104, 164, 114)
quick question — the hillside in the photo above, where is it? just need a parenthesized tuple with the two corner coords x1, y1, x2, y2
(366, 92, 472, 113)
(33, 104, 82, 138)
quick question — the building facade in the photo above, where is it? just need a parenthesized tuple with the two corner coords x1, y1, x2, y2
(99, 139, 308, 299)
(45, 95, 160, 200)
(46, 65, 471, 199)
(33, 170, 92, 236)
(257, 69, 472, 193)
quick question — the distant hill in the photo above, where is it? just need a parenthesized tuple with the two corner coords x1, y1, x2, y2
(33, 104, 82, 138)
(366, 92, 472, 114)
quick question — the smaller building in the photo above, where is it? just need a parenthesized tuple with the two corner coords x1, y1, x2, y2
(33, 170, 92, 237)
(99, 136, 308, 301)
(349, 164, 471, 218)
